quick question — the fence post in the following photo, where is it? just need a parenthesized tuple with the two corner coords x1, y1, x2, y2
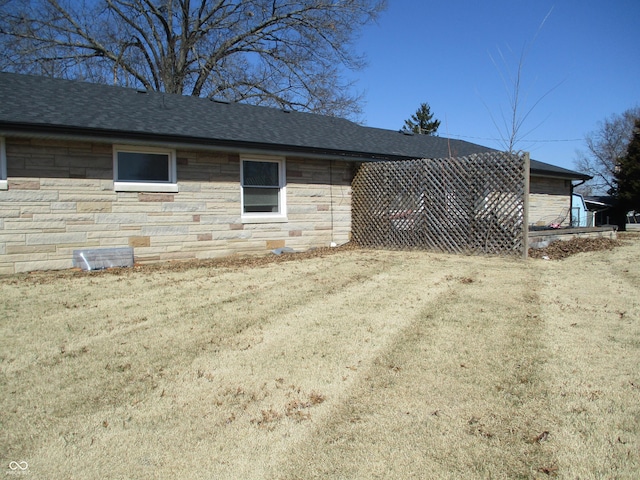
(522, 152, 530, 259)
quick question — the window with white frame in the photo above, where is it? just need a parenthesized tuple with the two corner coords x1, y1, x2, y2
(0, 137, 7, 190)
(113, 145, 177, 192)
(241, 156, 286, 221)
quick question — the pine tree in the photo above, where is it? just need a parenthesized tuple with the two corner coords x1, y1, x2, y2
(402, 103, 441, 135)
(612, 119, 640, 212)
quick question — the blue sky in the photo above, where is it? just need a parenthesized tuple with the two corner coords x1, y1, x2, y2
(349, 0, 640, 171)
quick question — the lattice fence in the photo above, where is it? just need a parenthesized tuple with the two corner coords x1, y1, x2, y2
(351, 152, 529, 257)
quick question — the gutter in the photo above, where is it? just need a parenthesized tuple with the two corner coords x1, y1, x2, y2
(0, 124, 409, 164)
(2, 122, 588, 180)
(530, 169, 592, 182)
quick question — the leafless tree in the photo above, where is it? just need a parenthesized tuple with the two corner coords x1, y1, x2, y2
(484, 8, 560, 153)
(574, 106, 640, 195)
(0, 0, 386, 118)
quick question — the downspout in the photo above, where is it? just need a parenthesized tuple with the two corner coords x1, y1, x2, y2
(330, 160, 336, 247)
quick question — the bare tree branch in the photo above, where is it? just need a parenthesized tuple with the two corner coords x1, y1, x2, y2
(574, 107, 640, 195)
(483, 7, 560, 153)
(0, 0, 385, 118)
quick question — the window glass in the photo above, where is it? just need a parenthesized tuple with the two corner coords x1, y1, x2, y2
(243, 187, 280, 213)
(243, 160, 279, 187)
(241, 158, 284, 217)
(117, 151, 170, 182)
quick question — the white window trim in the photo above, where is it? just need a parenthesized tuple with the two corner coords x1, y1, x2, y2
(0, 137, 7, 190)
(113, 145, 178, 193)
(240, 155, 287, 223)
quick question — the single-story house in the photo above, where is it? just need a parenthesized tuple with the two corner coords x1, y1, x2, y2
(528, 162, 591, 228)
(0, 72, 589, 273)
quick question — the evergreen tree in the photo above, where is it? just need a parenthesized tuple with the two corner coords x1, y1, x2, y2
(613, 118, 640, 212)
(402, 103, 441, 135)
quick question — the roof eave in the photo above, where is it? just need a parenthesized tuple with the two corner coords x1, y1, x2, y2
(530, 168, 592, 181)
(0, 122, 394, 163)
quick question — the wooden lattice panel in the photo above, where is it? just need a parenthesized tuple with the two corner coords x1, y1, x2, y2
(351, 152, 528, 257)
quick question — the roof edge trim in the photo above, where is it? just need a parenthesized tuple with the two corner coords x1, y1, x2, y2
(0, 125, 383, 163)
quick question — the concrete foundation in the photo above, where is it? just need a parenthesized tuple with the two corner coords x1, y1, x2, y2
(529, 226, 617, 249)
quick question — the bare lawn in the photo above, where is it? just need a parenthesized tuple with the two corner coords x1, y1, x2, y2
(1, 236, 639, 479)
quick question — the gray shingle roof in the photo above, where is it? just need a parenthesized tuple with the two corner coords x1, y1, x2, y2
(530, 160, 591, 180)
(0, 71, 494, 159)
(0, 71, 590, 179)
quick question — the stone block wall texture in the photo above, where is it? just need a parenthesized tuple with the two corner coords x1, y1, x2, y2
(528, 176, 571, 227)
(0, 138, 353, 274)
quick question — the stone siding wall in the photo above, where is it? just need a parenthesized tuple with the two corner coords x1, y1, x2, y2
(529, 176, 571, 227)
(0, 138, 353, 274)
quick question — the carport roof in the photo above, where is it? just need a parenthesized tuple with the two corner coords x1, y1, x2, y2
(0, 71, 590, 179)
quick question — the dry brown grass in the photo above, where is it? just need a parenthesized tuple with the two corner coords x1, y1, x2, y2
(1, 238, 639, 479)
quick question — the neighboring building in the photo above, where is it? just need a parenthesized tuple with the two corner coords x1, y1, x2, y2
(0, 72, 589, 273)
(584, 196, 614, 226)
(571, 193, 592, 227)
(528, 162, 591, 228)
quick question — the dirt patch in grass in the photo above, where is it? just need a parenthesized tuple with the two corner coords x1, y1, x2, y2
(1, 237, 639, 478)
(8, 242, 361, 284)
(528, 236, 623, 260)
(12, 233, 632, 284)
